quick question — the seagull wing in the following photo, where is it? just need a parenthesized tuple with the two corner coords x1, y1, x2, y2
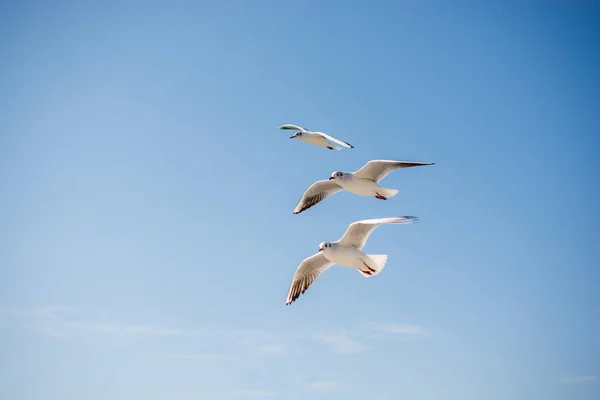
(353, 160, 435, 182)
(286, 252, 334, 305)
(312, 132, 354, 149)
(278, 124, 309, 132)
(293, 180, 343, 214)
(337, 216, 418, 250)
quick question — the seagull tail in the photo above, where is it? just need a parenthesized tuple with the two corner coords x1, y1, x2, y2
(378, 188, 399, 197)
(357, 254, 388, 278)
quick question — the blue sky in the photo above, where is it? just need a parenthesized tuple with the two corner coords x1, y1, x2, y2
(0, 1, 598, 399)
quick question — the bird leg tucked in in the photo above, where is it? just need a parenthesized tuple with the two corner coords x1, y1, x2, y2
(362, 261, 377, 273)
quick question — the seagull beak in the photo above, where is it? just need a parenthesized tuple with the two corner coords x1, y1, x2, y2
(319, 247, 324, 251)
(328, 177, 334, 180)
(289, 135, 295, 139)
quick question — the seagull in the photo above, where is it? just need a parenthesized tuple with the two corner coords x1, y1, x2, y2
(293, 159, 435, 214)
(278, 123, 354, 150)
(285, 216, 417, 305)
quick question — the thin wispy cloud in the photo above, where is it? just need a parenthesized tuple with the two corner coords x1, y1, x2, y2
(560, 375, 596, 384)
(231, 389, 278, 398)
(255, 343, 288, 355)
(371, 322, 429, 335)
(165, 322, 426, 356)
(290, 374, 340, 392)
(312, 333, 365, 354)
(306, 380, 339, 391)
(148, 352, 224, 360)
(5, 306, 429, 358)
(232, 328, 294, 356)
(11, 306, 183, 343)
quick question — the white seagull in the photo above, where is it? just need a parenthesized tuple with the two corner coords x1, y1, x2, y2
(293, 159, 435, 214)
(285, 216, 417, 305)
(278, 123, 354, 150)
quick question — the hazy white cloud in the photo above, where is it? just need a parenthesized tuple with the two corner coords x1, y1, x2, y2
(232, 328, 293, 356)
(561, 375, 596, 384)
(306, 321, 429, 354)
(5, 306, 428, 359)
(148, 352, 224, 360)
(255, 343, 288, 355)
(306, 380, 339, 391)
(290, 374, 340, 392)
(371, 322, 428, 335)
(231, 389, 278, 397)
(312, 333, 365, 354)
(12, 306, 183, 342)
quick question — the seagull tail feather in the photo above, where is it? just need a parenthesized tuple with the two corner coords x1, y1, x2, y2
(378, 188, 399, 197)
(357, 254, 388, 278)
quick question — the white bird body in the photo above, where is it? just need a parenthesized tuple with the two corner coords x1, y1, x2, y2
(294, 131, 340, 150)
(278, 123, 354, 151)
(285, 216, 417, 305)
(319, 242, 365, 269)
(293, 159, 434, 214)
(332, 173, 399, 198)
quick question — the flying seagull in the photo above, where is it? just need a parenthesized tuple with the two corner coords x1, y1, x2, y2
(293, 159, 435, 214)
(278, 123, 354, 150)
(285, 216, 417, 305)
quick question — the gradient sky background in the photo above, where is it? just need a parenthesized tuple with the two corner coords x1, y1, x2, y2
(1, 1, 599, 399)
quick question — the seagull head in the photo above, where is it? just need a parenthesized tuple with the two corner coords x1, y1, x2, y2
(290, 132, 303, 139)
(319, 242, 333, 251)
(329, 171, 344, 181)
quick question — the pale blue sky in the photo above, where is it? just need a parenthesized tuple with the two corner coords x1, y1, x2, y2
(1, 1, 599, 399)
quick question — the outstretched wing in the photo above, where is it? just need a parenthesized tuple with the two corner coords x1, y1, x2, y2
(293, 180, 343, 214)
(313, 132, 354, 149)
(354, 160, 435, 182)
(337, 216, 418, 250)
(286, 252, 334, 305)
(278, 124, 308, 132)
